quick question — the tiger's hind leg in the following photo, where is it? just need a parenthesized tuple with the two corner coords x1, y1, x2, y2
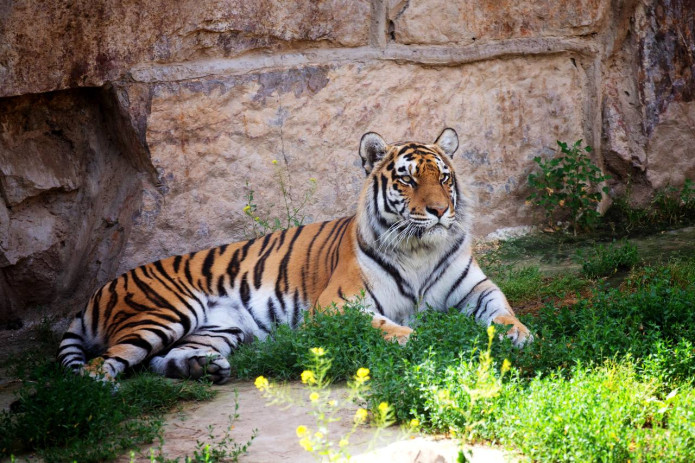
(149, 301, 251, 384)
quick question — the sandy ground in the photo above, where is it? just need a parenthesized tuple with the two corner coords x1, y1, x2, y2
(122, 381, 514, 463)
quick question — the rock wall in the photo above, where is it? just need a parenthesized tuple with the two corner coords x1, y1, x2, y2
(1, 0, 694, 322)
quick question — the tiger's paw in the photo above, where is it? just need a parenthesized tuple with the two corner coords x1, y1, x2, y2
(151, 350, 231, 384)
(493, 315, 533, 347)
(371, 315, 413, 345)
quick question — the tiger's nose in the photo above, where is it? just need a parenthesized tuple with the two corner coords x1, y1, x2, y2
(426, 204, 448, 218)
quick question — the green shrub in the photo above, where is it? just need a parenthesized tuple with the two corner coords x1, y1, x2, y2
(576, 240, 640, 278)
(527, 140, 610, 235)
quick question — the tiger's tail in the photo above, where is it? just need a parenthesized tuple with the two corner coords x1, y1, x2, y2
(57, 310, 91, 372)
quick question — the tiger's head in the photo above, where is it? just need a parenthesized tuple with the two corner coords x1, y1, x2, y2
(357, 128, 472, 250)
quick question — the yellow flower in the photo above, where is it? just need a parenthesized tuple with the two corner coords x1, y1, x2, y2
(378, 402, 389, 414)
(296, 425, 308, 437)
(310, 347, 325, 356)
(310, 392, 320, 402)
(328, 400, 337, 407)
(502, 358, 512, 374)
(254, 376, 269, 392)
(272, 159, 278, 165)
(354, 408, 368, 424)
(301, 370, 316, 385)
(339, 438, 349, 448)
(314, 431, 324, 439)
(299, 437, 313, 452)
(487, 325, 496, 338)
(243, 205, 251, 213)
(410, 418, 420, 428)
(309, 177, 317, 183)
(355, 367, 370, 384)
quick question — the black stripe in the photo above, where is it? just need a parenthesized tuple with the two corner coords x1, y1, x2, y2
(173, 255, 182, 273)
(129, 268, 194, 334)
(254, 236, 277, 289)
(152, 260, 202, 304)
(363, 280, 385, 315)
(380, 174, 395, 215)
(240, 272, 251, 308)
(443, 256, 473, 305)
(324, 217, 350, 272)
(90, 284, 107, 336)
(226, 248, 241, 289)
(102, 355, 129, 368)
(121, 336, 154, 353)
(61, 332, 83, 341)
(267, 298, 279, 324)
(419, 237, 466, 297)
(258, 233, 273, 256)
(357, 232, 415, 301)
(453, 277, 489, 311)
(472, 289, 495, 319)
(275, 225, 305, 313)
(217, 275, 228, 296)
(202, 247, 217, 292)
(372, 179, 390, 229)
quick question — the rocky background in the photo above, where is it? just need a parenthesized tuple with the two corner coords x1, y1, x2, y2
(1, 0, 694, 323)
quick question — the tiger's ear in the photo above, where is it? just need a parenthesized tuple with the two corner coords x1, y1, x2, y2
(434, 128, 459, 158)
(359, 132, 388, 175)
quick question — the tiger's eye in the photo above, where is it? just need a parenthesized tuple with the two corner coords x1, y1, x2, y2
(401, 175, 414, 184)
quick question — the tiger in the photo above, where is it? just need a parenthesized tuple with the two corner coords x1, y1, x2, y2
(58, 128, 532, 384)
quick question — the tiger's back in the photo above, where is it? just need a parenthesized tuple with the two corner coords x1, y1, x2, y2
(59, 217, 358, 383)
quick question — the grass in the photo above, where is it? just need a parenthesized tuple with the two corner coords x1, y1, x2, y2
(231, 249, 695, 462)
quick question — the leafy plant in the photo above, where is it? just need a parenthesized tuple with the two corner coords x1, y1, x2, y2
(576, 240, 640, 278)
(527, 140, 610, 235)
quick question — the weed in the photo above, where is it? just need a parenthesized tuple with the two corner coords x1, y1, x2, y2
(576, 239, 639, 278)
(243, 160, 316, 237)
(527, 140, 610, 235)
(145, 391, 256, 463)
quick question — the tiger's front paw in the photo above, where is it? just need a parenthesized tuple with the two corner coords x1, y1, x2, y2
(505, 323, 533, 347)
(493, 315, 533, 347)
(371, 315, 413, 345)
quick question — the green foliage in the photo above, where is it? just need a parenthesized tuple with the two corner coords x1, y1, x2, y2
(576, 239, 640, 278)
(0, 361, 215, 462)
(606, 179, 695, 235)
(493, 361, 694, 463)
(230, 297, 392, 382)
(527, 140, 610, 235)
(490, 265, 589, 306)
